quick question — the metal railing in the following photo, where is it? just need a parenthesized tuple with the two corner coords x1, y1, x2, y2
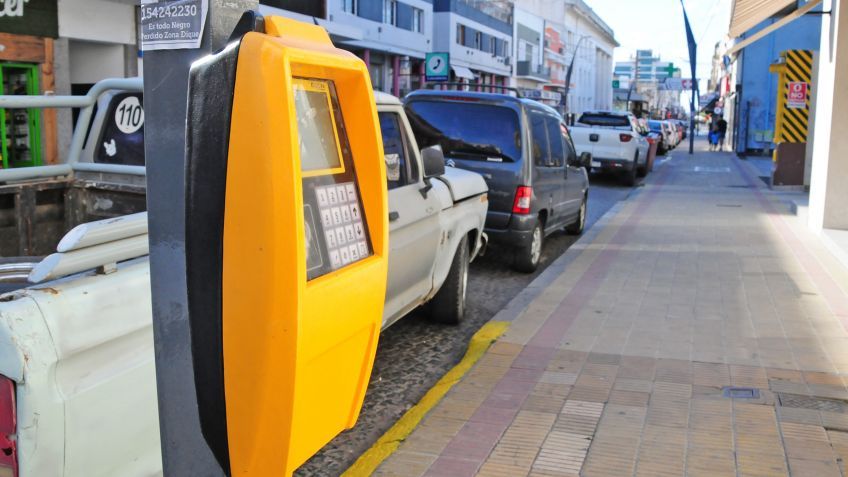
(0, 77, 145, 182)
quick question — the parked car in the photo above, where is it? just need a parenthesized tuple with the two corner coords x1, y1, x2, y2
(570, 110, 650, 186)
(647, 120, 670, 155)
(664, 120, 681, 148)
(404, 90, 590, 273)
(0, 84, 489, 477)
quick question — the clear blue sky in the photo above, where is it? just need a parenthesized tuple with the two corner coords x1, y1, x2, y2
(583, 0, 732, 87)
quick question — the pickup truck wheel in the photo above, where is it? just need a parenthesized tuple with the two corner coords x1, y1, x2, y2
(513, 222, 543, 273)
(430, 236, 469, 325)
(566, 198, 586, 235)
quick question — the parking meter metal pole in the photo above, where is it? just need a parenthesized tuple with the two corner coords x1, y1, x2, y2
(143, 1, 256, 476)
(185, 15, 388, 476)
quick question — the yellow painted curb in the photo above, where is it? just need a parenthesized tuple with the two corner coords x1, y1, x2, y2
(342, 320, 510, 477)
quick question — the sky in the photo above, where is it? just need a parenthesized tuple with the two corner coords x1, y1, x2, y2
(583, 0, 733, 89)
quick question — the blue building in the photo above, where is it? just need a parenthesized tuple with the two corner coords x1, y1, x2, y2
(734, 6, 821, 154)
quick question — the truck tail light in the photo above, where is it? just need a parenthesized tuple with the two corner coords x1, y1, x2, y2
(512, 186, 532, 214)
(0, 375, 15, 477)
(619, 134, 633, 142)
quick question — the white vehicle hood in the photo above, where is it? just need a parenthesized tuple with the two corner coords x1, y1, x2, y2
(437, 166, 488, 202)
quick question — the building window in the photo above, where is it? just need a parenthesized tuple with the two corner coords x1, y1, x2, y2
(490, 36, 497, 54)
(384, 0, 397, 25)
(413, 7, 423, 33)
(456, 24, 466, 45)
(342, 0, 356, 14)
(475, 31, 482, 50)
(504, 40, 509, 57)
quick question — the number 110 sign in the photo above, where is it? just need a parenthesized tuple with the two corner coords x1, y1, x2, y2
(115, 96, 145, 134)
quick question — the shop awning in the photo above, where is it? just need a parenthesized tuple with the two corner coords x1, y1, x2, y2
(452, 66, 476, 80)
(728, 0, 822, 55)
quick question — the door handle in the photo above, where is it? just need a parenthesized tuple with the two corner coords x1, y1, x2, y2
(389, 211, 399, 221)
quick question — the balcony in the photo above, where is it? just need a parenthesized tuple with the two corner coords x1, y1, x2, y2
(516, 61, 551, 82)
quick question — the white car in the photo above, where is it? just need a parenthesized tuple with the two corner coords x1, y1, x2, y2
(570, 111, 650, 186)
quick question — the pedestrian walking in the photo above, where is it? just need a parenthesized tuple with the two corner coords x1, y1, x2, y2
(716, 116, 728, 152)
(708, 124, 719, 151)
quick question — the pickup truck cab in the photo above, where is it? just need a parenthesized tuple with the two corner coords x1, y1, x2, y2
(377, 91, 488, 326)
(0, 83, 487, 476)
(571, 110, 650, 186)
(404, 90, 589, 273)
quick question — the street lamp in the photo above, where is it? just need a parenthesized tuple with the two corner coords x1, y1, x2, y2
(563, 35, 589, 115)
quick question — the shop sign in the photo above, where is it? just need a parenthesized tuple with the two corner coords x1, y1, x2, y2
(0, 0, 58, 38)
(425, 52, 449, 81)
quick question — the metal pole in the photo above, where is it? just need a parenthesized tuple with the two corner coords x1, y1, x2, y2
(689, 82, 696, 154)
(144, 1, 257, 475)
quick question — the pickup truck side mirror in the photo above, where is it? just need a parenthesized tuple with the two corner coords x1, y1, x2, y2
(422, 146, 445, 178)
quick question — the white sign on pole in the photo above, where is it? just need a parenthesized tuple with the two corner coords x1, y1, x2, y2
(140, 0, 208, 51)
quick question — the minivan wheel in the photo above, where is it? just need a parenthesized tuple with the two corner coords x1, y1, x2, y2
(430, 236, 469, 325)
(513, 222, 543, 273)
(566, 198, 586, 235)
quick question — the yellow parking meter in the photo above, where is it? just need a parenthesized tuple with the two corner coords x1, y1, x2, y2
(184, 13, 388, 476)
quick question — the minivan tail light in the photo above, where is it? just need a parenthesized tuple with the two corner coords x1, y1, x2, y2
(513, 186, 532, 214)
(619, 134, 633, 142)
(0, 375, 15, 477)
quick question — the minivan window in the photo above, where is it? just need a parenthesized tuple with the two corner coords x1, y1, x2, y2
(405, 101, 521, 162)
(530, 112, 550, 166)
(578, 113, 630, 127)
(546, 117, 564, 167)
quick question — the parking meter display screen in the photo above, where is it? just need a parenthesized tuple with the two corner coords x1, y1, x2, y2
(295, 78, 372, 281)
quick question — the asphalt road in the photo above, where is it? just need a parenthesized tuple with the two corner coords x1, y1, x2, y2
(296, 165, 652, 476)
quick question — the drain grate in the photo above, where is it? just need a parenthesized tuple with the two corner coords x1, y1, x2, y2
(723, 387, 761, 399)
(777, 393, 848, 413)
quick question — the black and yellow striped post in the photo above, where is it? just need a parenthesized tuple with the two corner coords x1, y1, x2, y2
(769, 49, 813, 186)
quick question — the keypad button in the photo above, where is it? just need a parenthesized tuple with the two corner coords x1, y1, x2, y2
(325, 230, 337, 248)
(337, 185, 348, 203)
(344, 225, 356, 243)
(335, 227, 346, 245)
(327, 187, 338, 205)
(349, 244, 360, 261)
(353, 222, 364, 239)
(350, 203, 361, 220)
(346, 184, 356, 201)
(341, 206, 352, 223)
(358, 241, 368, 257)
(331, 207, 343, 225)
(330, 250, 341, 268)
(340, 246, 351, 264)
(316, 188, 328, 207)
(320, 209, 333, 228)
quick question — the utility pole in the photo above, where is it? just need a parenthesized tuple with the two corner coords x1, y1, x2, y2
(143, 1, 257, 475)
(626, 54, 639, 114)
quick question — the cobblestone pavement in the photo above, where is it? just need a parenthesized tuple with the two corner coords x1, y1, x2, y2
(375, 141, 848, 477)
(296, 161, 648, 476)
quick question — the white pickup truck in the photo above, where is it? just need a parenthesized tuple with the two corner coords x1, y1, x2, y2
(0, 84, 487, 476)
(570, 110, 650, 186)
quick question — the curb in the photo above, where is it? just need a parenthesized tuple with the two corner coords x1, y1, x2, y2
(342, 321, 509, 477)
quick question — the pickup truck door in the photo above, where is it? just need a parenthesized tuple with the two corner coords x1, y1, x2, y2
(379, 110, 442, 325)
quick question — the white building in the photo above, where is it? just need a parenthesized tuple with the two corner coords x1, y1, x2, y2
(515, 0, 618, 115)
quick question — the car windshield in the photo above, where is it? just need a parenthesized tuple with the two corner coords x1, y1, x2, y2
(578, 113, 630, 127)
(405, 101, 521, 162)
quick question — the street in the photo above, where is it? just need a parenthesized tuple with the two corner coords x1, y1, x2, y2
(297, 166, 651, 476)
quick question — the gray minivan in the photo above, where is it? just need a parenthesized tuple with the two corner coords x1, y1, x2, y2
(404, 90, 590, 272)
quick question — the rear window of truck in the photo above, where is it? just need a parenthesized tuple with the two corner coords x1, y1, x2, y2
(577, 114, 629, 127)
(405, 101, 521, 163)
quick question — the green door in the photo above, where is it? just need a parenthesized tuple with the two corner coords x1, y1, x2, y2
(0, 63, 42, 168)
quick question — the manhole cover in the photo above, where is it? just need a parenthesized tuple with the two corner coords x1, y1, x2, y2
(778, 393, 848, 413)
(723, 387, 760, 399)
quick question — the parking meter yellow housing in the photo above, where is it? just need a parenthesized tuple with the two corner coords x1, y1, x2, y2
(184, 14, 388, 476)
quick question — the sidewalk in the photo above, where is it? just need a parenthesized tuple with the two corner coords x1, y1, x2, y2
(373, 142, 848, 477)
